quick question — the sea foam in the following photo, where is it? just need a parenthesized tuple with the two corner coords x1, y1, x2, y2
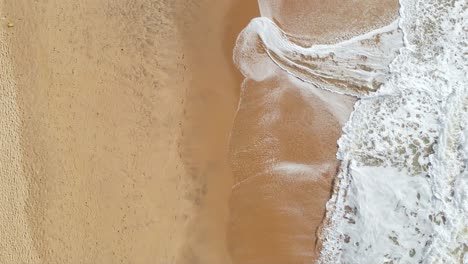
(234, 0, 467, 263)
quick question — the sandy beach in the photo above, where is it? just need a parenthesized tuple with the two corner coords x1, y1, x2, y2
(0, 0, 397, 263)
(2, 1, 196, 263)
(1, 0, 256, 263)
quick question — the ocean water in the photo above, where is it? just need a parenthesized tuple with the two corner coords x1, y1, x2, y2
(234, 0, 467, 263)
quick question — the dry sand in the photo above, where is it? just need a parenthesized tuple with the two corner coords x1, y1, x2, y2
(0, 19, 40, 264)
(2, 1, 195, 263)
(0, 0, 397, 264)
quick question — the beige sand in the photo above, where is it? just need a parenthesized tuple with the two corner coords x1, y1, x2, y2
(0, 22, 40, 264)
(3, 1, 195, 263)
(1, 0, 257, 263)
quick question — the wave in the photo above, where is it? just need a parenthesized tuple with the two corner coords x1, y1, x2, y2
(235, 18, 403, 97)
(234, 0, 468, 263)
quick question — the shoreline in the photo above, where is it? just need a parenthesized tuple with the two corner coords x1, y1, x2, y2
(228, 1, 400, 263)
(0, 0, 399, 263)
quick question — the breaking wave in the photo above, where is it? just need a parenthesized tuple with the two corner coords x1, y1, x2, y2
(234, 0, 468, 263)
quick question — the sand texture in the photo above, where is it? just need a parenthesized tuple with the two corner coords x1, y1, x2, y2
(3, 0, 194, 263)
(1, 0, 255, 263)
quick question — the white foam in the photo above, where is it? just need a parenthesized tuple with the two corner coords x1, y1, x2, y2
(235, 18, 403, 97)
(319, 0, 468, 262)
(337, 165, 433, 263)
(271, 162, 335, 182)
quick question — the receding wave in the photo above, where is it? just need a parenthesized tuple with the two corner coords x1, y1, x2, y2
(233, 0, 468, 263)
(235, 18, 403, 97)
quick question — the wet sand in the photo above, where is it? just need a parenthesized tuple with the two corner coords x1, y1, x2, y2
(228, 72, 354, 264)
(258, 0, 399, 43)
(176, 1, 259, 263)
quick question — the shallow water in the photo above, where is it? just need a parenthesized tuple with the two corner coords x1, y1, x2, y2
(228, 63, 352, 263)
